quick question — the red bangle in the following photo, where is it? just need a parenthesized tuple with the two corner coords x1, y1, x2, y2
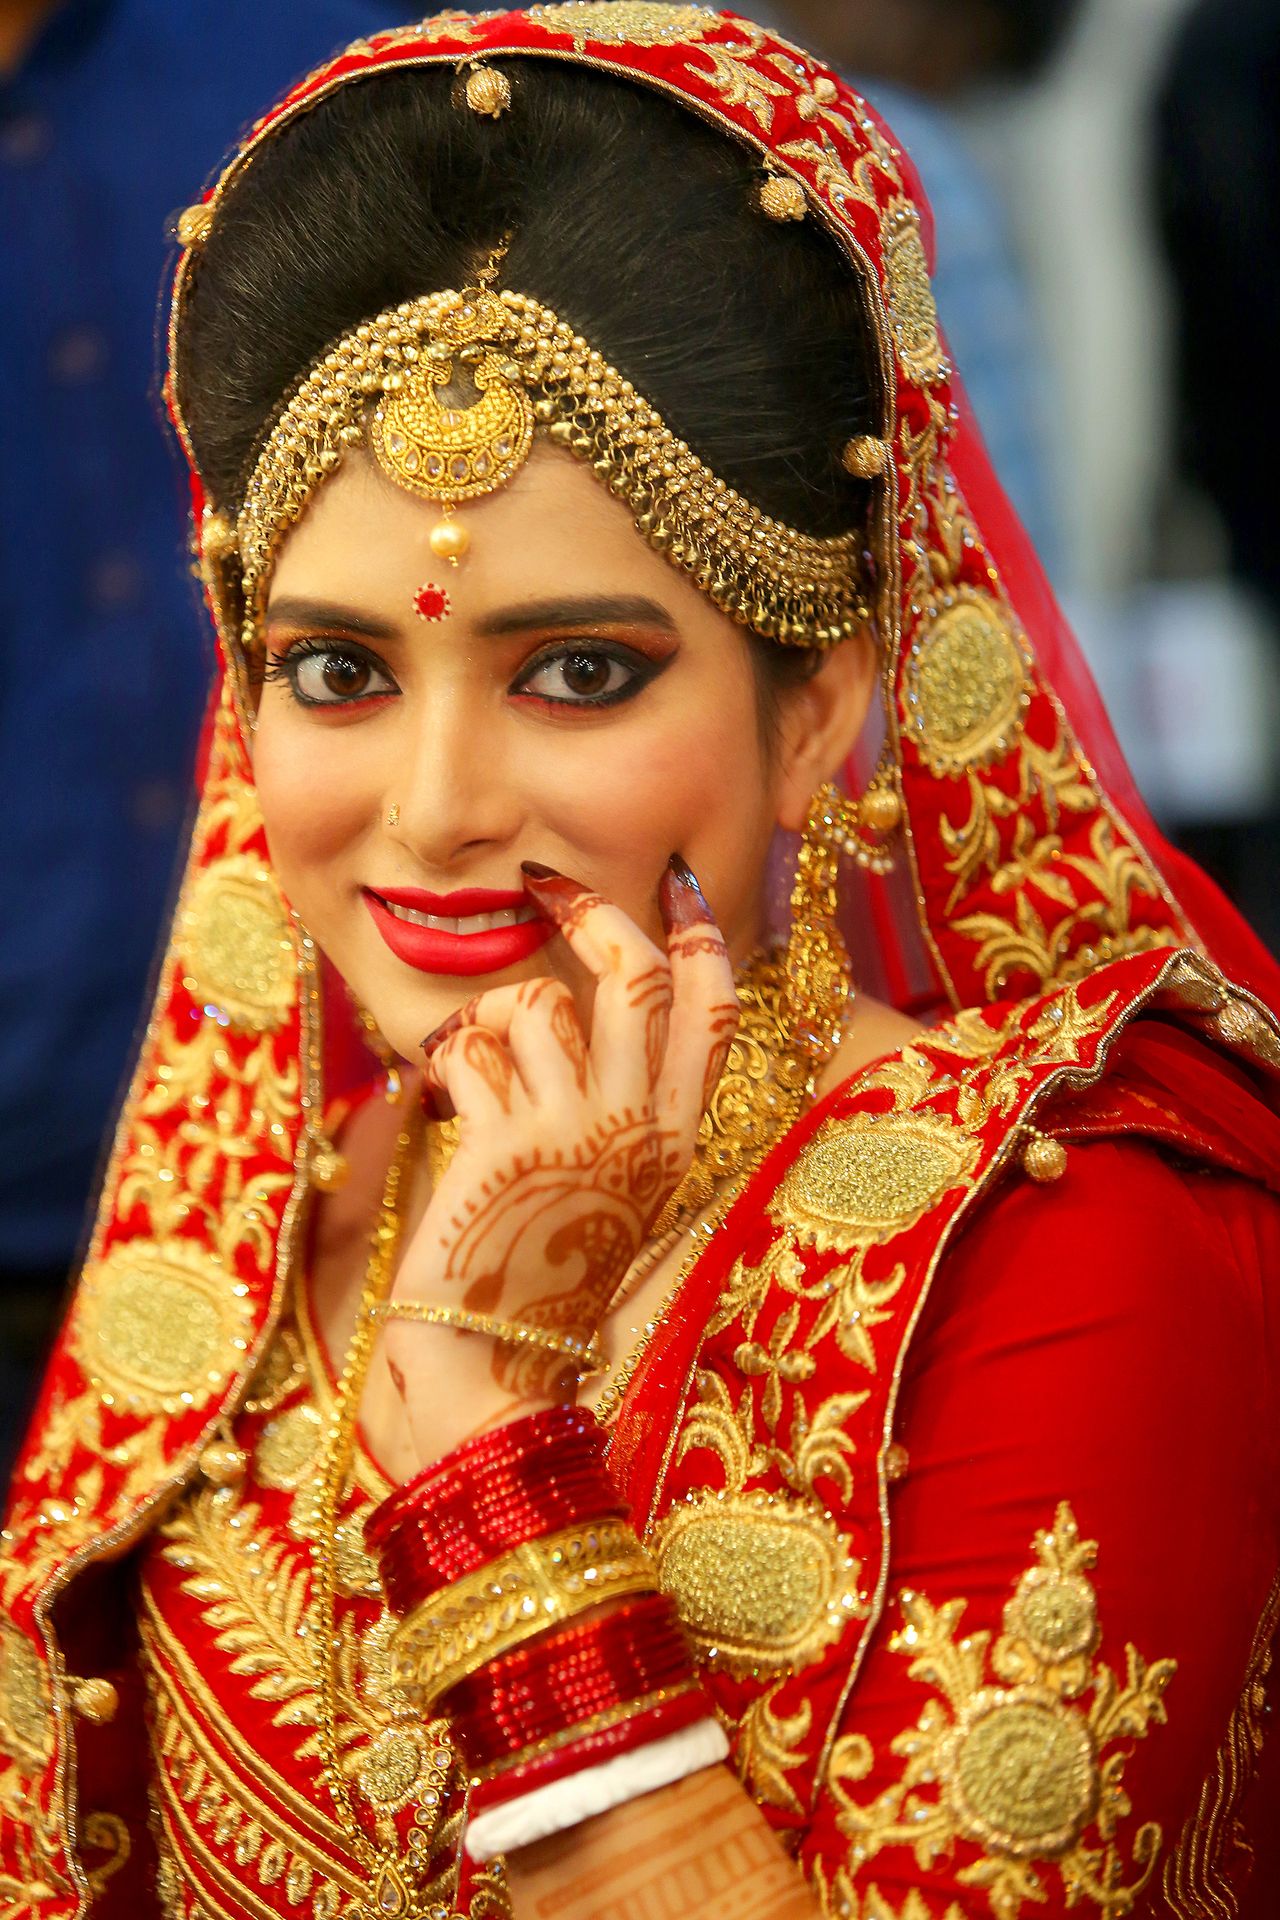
(445, 1596, 693, 1774)
(466, 1688, 716, 1818)
(367, 1406, 624, 1609)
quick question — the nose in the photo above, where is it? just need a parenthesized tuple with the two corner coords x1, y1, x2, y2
(385, 690, 523, 872)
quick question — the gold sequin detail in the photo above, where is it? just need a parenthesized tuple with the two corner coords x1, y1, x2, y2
(527, 2, 715, 50)
(0, 1624, 53, 1771)
(654, 1488, 864, 1676)
(772, 1110, 979, 1253)
(252, 1402, 323, 1491)
(883, 198, 948, 386)
(905, 589, 1032, 774)
(72, 1239, 252, 1413)
(178, 855, 294, 1032)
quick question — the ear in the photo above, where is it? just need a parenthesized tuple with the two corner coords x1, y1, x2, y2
(772, 631, 879, 833)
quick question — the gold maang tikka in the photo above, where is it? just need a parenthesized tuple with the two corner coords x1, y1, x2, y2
(215, 273, 872, 658)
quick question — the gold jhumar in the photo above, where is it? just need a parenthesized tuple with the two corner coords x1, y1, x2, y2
(221, 286, 868, 655)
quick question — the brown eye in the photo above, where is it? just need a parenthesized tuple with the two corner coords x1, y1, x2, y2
(318, 652, 370, 697)
(562, 652, 614, 696)
(516, 643, 656, 708)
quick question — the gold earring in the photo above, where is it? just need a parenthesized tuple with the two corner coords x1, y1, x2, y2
(785, 785, 856, 1070)
(840, 763, 902, 875)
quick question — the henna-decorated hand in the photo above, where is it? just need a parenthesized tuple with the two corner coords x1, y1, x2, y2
(384, 857, 738, 1427)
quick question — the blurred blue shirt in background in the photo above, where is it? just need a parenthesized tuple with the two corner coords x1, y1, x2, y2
(0, 0, 419, 1274)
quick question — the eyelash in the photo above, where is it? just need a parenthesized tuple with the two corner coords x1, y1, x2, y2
(259, 636, 667, 712)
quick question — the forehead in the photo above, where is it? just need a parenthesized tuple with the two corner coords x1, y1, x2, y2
(266, 440, 695, 619)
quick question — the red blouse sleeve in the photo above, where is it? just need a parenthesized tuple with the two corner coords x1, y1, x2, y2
(798, 1136, 1280, 1919)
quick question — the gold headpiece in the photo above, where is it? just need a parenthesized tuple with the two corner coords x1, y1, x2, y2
(227, 285, 870, 652)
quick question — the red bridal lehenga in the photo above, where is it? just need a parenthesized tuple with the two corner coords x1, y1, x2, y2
(2, 10, 1278, 1920)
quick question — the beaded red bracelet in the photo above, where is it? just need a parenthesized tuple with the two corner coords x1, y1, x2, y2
(367, 1405, 624, 1609)
(467, 1687, 715, 1819)
(444, 1595, 694, 1774)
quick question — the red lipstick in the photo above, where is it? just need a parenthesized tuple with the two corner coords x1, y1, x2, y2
(363, 885, 554, 977)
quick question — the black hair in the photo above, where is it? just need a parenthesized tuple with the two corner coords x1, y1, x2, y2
(179, 59, 881, 698)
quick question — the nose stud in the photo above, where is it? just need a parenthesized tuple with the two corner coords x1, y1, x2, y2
(386, 803, 400, 828)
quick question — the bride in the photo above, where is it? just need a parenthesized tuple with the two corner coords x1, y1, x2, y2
(2, 10, 1277, 1919)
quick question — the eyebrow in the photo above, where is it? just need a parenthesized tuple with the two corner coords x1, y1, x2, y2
(475, 595, 679, 637)
(264, 597, 397, 640)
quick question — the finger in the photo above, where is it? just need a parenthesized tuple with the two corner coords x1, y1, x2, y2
(521, 863, 671, 1107)
(423, 978, 591, 1107)
(422, 1025, 522, 1126)
(658, 857, 739, 1146)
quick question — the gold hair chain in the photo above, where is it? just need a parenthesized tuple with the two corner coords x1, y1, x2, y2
(214, 286, 868, 657)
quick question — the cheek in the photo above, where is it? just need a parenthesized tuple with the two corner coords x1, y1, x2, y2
(250, 718, 373, 908)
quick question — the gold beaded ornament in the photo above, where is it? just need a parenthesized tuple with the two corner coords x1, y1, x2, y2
(222, 283, 871, 655)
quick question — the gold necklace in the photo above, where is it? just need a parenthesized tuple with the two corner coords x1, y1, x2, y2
(312, 1103, 438, 1920)
(593, 944, 850, 1422)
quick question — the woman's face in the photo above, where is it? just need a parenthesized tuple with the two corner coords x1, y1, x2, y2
(253, 443, 860, 1062)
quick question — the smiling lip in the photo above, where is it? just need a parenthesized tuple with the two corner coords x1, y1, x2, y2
(363, 885, 554, 977)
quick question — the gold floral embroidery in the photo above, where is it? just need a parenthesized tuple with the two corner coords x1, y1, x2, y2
(528, 2, 714, 51)
(0, 1625, 53, 1775)
(1161, 1573, 1280, 1918)
(882, 200, 948, 387)
(654, 1487, 864, 1676)
(823, 1504, 1176, 1920)
(737, 1683, 813, 1814)
(810, 1871, 966, 1920)
(688, 40, 789, 129)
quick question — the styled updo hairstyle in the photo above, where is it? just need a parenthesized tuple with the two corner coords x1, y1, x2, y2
(177, 59, 882, 696)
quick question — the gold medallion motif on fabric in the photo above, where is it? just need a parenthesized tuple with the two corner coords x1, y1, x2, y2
(654, 1488, 863, 1676)
(527, 2, 715, 50)
(904, 589, 1032, 776)
(823, 1503, 1176, 1919)
(71, 1239, 255, 1415)
(178, 854, 295, 1033)
(253, 1401, 324, 1491)
(772, 1110, 979, 1254)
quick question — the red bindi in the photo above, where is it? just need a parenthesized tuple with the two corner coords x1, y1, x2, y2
(414, 583, 451, 622)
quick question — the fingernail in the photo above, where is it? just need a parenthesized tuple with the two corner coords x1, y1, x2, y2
(420, 1003, 470, 1059)
(660, 854, 715, 932)
(520, 861, 588, 920)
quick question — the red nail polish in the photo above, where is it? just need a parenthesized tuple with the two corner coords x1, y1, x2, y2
(420, 1003, 470, 1058)
(520, 862, 590, 919)
(661, 854, 715, 932)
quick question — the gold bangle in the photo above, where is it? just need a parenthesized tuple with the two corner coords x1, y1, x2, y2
(390, 1518, 657, 1707)
(365, 1300, 608, 1376)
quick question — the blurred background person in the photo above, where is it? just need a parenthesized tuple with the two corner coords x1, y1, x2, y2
(1155, 0, 1280, 953)
(0, 0, 419, 1477)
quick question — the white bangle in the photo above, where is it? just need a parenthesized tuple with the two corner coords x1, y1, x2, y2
(463, 1717, 730, 1863)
